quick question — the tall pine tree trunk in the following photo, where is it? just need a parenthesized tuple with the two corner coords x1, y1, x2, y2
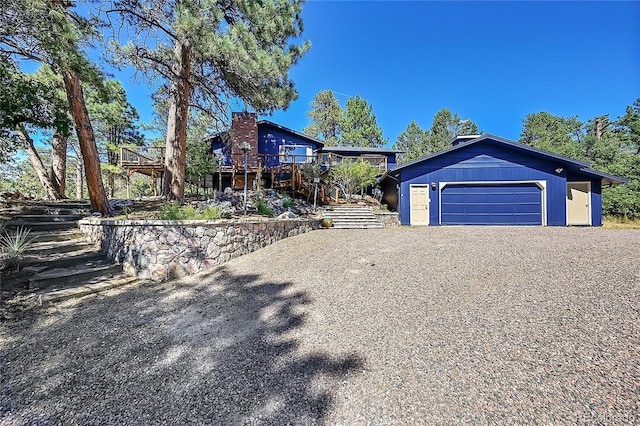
(51, 129, 67, 198)
(62, 69, 112, 215)
(17, 126, 62, 200)
(162, 40, 191, 201)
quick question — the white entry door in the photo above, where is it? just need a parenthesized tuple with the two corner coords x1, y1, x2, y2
(410, 185, 429, 226)
(566, 182, 591, 225)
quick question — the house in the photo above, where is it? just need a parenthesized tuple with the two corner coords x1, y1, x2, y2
(380, 135, 626, 226)
(319, 146, 399, 174)
(208, 112, 399, 193)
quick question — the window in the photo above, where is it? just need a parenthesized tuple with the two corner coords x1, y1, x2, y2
(279, 144, 312, 164)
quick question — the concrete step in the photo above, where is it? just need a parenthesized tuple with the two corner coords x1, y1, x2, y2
(30, 230, 84, 243)
(37, 275, 140, 304)
(11, 214, 86, 222)
(21, 208, 90, 216)
(5, 220, 79, 231)
(22, 250, 105, 270)
(27, 238, 92, 255)
(29, 263, 123, 289)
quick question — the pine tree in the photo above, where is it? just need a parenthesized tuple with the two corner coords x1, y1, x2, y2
(340, 95, 387, 147)
(393, 121, 428, 164)
(0, 0, 112, 214)
(303, 90, 342, 146)
(106, 0, 310, 201)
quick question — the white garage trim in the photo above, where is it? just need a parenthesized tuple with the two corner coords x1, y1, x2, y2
(438, 180, 547, 226)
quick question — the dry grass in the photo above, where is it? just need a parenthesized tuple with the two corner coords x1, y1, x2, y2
(603, 216, 640, 229)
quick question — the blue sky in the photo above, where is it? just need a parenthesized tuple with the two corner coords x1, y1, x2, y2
(116, 1, 639, 147)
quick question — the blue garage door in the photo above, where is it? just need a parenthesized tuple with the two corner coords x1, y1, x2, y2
(441, 183, 542, 225)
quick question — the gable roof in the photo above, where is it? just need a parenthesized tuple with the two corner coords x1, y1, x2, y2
(258, 120, 324, 147)
(320, 146, 401, 154)
(206, 119, 325, 148)
(386, 134, 627, 185)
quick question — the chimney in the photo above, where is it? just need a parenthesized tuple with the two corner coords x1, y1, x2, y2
(450, 135, 481, 146)
(231, 112, 259, 168)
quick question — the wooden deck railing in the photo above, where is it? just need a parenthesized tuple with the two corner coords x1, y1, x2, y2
(121, 146, 165, 166)
(219, 152, 389, 173)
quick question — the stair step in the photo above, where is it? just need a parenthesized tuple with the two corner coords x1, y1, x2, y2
(30, 230, 84, 242)
(29, 263, 123, 289)
(37, 275, 139, 304)
(27, 239, 91, 254)
(22, 250, 105, 269)
(20, 207, 90, 215)
(5, 221, 79, 231)
(10, 214, 86, 222)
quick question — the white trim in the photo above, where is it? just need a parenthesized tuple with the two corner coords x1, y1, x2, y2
(409, 184, 430, 226)
(438, 180, 547, 226)
(566, 181, 592, 226)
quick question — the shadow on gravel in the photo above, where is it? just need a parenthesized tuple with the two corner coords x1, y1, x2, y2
(0, 266, 364, 424)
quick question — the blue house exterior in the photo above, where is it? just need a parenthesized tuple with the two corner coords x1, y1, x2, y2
(383, 135, 626, 226)
(318, 146, 399, 173)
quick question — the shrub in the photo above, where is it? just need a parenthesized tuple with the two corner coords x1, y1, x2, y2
(159, 202, 184, 220)
(201, 206, 222, 220)
(282, 198, 295, 208)
(159, 202, 224, 220)
(329, 160, 379, 201)
(256, 200, 274, 217)
(0, 226, 35, 271)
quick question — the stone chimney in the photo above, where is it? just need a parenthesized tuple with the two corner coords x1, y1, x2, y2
(231, 112, 258, 168)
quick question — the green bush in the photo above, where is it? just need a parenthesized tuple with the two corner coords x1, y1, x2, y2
(159, 202, 184, 220)
(159, 202, 222, 220)
(201, 206, 222, 220)
(257, 200, 274, 217)
(282, 198, 295, 208)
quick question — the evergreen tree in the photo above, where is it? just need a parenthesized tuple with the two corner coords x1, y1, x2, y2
(427, 108, 479, 154)
(105, 0, 310, 201)
(1, 0, 112, 214)
(340, 95, 387, 147)
(86, 80, 143, 197)
(303, 90, 342, 146)
(393, 121, 428, 164)
(519, 112, 584, 159)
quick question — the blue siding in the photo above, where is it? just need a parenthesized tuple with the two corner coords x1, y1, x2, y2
(397, 140, 602, 226)
(258, 125, 322, 168)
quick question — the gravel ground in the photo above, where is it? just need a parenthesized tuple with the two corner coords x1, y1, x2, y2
(1, 227, 639, 425)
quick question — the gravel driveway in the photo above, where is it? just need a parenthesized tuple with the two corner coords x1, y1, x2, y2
(1, 227, 639, 424)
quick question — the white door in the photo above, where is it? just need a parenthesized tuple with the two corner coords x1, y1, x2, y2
(410, 186, 429, 226)
(567, 182, 591, 225)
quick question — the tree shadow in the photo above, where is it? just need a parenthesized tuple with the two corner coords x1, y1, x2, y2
(0, 266, 364, 424)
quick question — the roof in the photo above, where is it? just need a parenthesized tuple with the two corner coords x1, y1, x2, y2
(386, 134, 627, 185)
(319, 146, 401, 154)
(258, 120, 324, 147)
(206, 119, 325, 147)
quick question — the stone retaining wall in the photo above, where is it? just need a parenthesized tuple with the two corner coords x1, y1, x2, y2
(373, 211, 400, 226)
(79, 218, 321, 281)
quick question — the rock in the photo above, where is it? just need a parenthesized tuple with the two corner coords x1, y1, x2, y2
(276, 212, 298, 220)
(91, 212, 103, 217)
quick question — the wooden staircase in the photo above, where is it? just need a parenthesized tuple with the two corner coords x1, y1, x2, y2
(322, 205, 384, 229)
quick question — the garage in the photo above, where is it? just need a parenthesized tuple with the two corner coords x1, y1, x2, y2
(440, 182, 543, 225)
(381, 135, 626, 226)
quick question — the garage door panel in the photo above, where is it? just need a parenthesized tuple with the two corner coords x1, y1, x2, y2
(441, 183, 542, 225)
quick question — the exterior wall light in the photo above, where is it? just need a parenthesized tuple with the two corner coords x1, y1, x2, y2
(431, 182, 437, 190)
